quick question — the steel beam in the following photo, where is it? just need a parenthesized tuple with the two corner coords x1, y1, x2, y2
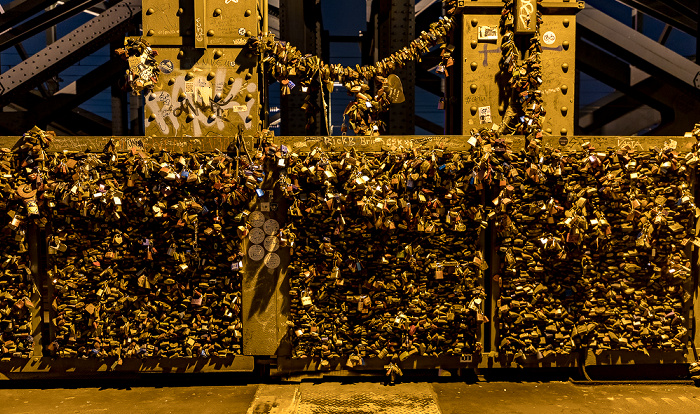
(577, 39, 681, 135)
(578, 6, 700, 99)
(0, 0, 58, 33)
(0, 0, 140, 107)
(0, 58, 124, 135)
(279, 0, 326, 136)
(415, 114, 443, 134)
(376, 0, 416, 135)
(0, 0, 105, 52)
(614, 0, 697, 35)
(579, 93, 645, 135)
(0, 106, 112, 135)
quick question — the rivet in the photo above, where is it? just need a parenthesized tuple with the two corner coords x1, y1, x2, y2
(228, 77, 235, 84)
(207, 71, 216, 80)
(214, 8, 222, 17)
(186, 113, 195, 122)
(177, 50, 184, 58)
(146, 8, 155, 15)
(168, 79, 175, 86)
(561, 106, 568, 114)
(498, 105, 505, 113)
(561, 128, 568, 135)
(470, 106, 478, 114)
(561, 63, 569, 72)
(214, 50, 223, 59)
(207, 30, 215, 37)
(146, 29, 155, 36)
(562, 41, 570, 50)
(563, 18, 570, 28)
(561, 84, 568, 94)
(148, 114, 156, 121)
(179, 92, 187, 100)
(246, 93, 253, 101)
(245, 115, 253, 123)
(177, 8, 184, 16)
(470, 62, 478, 71)
(545, 128, 552, 134)
(470, 84, 477, 93)
(471, 40, 478, 49)
(244, 9, 252, 17)
(471, 19, 478, 27)
(185, 72, 194, 80)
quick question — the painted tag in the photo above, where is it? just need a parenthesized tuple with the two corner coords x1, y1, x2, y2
(543, 31, 557, 45)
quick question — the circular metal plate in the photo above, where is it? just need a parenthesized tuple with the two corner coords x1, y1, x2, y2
(248, 245, 265, 261)
(263, 219, 279, 235)
(264, 236, 279, 252)
(249, 211, 265, 227)
(249, 227, 265, 244)
(264, 252, 280, 269)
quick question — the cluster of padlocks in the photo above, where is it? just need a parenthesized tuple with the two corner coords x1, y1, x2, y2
(0, 129, 697, 367)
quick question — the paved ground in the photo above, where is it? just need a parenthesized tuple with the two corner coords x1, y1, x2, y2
(0, 380, 699, 413)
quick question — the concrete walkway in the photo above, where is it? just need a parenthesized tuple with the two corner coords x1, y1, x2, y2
(1, 381, 699, 413)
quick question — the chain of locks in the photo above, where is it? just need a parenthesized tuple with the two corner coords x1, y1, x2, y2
(1, 125, 699, 366)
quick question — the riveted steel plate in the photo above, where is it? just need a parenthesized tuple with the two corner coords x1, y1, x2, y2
(143, 47, 260, 137)
(143, 0, 258, 46)
(462, 9, 577, 136)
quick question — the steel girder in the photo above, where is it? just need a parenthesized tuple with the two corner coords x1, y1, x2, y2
(614, 0, 698, 36)
(577, 38, 700, 136)
(0, 58, 125, 135)
(578, 6, 700, 98)
(0, 0, 140, 107)
(0, 0, 106, 52)
(0, 0, 59, 33)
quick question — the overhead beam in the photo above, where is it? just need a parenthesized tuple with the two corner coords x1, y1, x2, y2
(0, 0, 140, 106)
(579, 93, 645, 134)
(578, 6, 700, 99)
(416, 68, 442, 96)
(0, 0, 105, 52)
(26, 58, 125, 126)
(0, 0, 58, 33)
(578, 55, 700, 136)
(0, 104, 111, 136)
(614, 0, 697, 35)
(578, 40, 672, 113)
(375, 0, 415, 135)
(415, 0, 439, 17)
(415, 115, 443, 134)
